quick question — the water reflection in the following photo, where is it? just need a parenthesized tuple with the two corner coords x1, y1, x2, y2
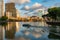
(2, 22, 60, 40)
(4, 22, 20, 39)
(48, 25, 60, 39)
(5, 22, 15, 39)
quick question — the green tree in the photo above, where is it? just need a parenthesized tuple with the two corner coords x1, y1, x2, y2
(0, 16, 8, 21)
(0, 16, 8, 26)
(48, 7, 60, 20)
(48, 7, 57, 20)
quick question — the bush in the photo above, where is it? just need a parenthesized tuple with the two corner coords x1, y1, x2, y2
(0, 16, 8, 21)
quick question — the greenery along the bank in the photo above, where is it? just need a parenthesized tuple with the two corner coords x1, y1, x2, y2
(48, 7, 60, 20)
(0, 16, 8, 21)
(42, 7, 60, 20)
(0, 16, 8, 26)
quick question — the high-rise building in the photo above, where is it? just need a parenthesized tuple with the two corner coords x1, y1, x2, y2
(0, 0, 4, 17)
(5, 3, 20, 35)
(5, 3, 17, 18)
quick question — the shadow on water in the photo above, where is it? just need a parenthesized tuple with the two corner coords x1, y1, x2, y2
(0, 22, 7, 26)
(48, 25, 60, 39)
(48, 33, 60, 39)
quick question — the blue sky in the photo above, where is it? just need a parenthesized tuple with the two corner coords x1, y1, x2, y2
(4, 0, 60, 9)
(4, 0, 60, 17)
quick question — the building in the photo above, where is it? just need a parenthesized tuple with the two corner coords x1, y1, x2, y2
(5, 3, 21, 20)
(16, 9, 21, 19)
(5, 3, 20, 38)
(0, 0, 4, 40)
(0, 0, 4, 17)
(38, 9, 44, 18)
(5, 3, 17, 19)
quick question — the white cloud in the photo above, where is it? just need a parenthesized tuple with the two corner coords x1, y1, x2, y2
(32, 2, 42, 9)
(20, 2, 47, 14)
(21, 2, 43, 11)
(19, 0, 30, 4)
(6, 0, 30, 4)
(24, 6, 30, 10)
(21, 5, 30, 11)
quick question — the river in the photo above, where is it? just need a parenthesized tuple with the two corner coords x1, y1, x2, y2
(0, 22, 60, 40)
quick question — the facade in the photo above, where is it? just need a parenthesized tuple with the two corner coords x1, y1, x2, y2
(0, 0, 4, 40)
(5, 3, 20, 19)
(16, 9, 20, 18)
(5, 3, 17, 18)
(0, 0, 4, 17)
(5, 3, 20, 38)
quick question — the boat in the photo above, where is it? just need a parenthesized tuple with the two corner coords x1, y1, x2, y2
(23, 24, 31, 28)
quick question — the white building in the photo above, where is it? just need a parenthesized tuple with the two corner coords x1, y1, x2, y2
(38, 9, 44, 17)
(0, 0, 4, 17)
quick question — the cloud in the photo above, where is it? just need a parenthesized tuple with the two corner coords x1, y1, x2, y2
(20, 2, 48, 15)
(24, 6, 30, 10)
(21, 2, 43, 11)
(21, 5, 30, 11)
(6, 0, 30, 4)
(20, 6, 48, 17)
(31, 2, 42, 10)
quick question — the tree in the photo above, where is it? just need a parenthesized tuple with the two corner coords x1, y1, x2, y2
(0, 16, 8, 21)
(56, 7, 60, 17)
(48, 7, 57, 20)
(0, 16, 8, 26)
(48, 7, 60, 20)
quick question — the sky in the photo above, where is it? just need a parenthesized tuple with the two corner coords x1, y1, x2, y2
(4, 0, 60, 17)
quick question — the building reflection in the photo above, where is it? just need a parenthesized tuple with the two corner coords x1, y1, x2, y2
(4, 22, 20, 39)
